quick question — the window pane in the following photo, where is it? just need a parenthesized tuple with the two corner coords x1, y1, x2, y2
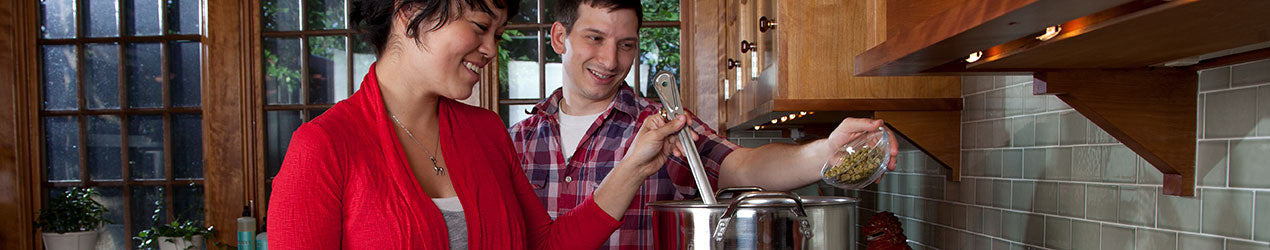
(126, 43, 163, 108)
(642, 0, 679, 21)
(129, 186, 164, 245)
(308, 108, 329, 121)
(511, 0, 536, 24)
(88, 115, 123, 181)
(308, 36, 348, 104)
(94, 187, 127, 250)
(86, 0, 120, 37)
(263, 0, 301, 31)
(305, 0, 345, 30)
(129, 0, 163, 36)
(166, 0, 200, 34)
(542, 0, 556, 23)
(86, 43, 121, 110)
(128, 115, 164, 180)
(174, 184, 204, 222)
(544, 33, 562, 95)
(500, 104, 534, 127)
(44, 116, 81, 181)
(40, 0, 76, 39)
(42, 45, 78, 111)
(264, 38, 303, 105)
(639, 27, 679, 98)
(169, 41, 201, 107)
(266, 110, 302, 178)
(352, 35, 376, 93)
(499, 30, 539, 99)
(172, 114, 203, 179)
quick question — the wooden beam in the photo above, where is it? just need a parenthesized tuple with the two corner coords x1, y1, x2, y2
(874, 111, 962, 182)
(1033, 69, 1196, 196)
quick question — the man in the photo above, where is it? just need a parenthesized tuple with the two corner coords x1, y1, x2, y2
(507, 0, 899, 248)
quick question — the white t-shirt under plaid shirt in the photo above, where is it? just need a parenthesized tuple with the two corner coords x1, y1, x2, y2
(508, 85, 740, 250)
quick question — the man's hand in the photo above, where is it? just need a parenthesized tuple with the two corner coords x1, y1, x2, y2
(824, 118, 900, 175)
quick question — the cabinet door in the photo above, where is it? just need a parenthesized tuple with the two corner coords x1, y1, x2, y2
(758, 0, 778, 75)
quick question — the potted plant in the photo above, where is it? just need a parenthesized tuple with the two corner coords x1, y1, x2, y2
(134, 220, 213, 250)
(34, 187, 111, 250)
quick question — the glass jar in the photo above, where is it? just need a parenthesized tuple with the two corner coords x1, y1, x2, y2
(821, 127, 891, 189)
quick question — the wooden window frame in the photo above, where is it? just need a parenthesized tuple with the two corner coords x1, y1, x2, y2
(488, 0, 683, 117)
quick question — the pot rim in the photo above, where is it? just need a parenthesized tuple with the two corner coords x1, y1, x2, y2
(648, 195, 858, 209)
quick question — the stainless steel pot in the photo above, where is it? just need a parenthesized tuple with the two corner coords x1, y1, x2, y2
(649, 187, 859, 250)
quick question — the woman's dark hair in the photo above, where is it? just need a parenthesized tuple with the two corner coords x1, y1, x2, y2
(352, 0, 520, 55)
(553, 0, 642, 33)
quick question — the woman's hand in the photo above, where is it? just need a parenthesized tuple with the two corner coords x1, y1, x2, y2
(594, 114, 689, 219)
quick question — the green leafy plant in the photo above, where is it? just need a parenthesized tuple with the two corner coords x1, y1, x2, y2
(133, 197, 226, 250)
(34, 187, 111, 234)
(133, 220, 214, 250)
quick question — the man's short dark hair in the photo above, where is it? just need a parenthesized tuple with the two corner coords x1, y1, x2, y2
(553, 0, 643, 33)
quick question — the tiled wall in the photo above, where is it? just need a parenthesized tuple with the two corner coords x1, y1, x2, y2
(841, 59, 1270, 250)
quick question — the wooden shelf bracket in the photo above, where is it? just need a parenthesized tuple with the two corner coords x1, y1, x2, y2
(875, 110, 962, 182)
(1033, 69, 1196, 196)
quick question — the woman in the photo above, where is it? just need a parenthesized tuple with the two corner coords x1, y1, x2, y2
(266, 0, 688, 249)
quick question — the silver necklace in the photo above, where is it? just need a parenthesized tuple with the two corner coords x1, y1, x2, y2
(389, 113, 444, 175)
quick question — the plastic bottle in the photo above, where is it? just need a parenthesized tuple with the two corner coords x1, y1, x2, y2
(237, 203, 256, 250)
(256, 216, 267, 250)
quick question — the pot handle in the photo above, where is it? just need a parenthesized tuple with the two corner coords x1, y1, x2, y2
(711, 191, 813, 242)
(714, 186, 766, 199)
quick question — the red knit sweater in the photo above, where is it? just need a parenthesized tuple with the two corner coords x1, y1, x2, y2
(267, 65, 623, 249)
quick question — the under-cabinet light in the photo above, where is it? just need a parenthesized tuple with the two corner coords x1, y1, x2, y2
(1036, 26, 1062, 41)
(966, 51, 983, 63)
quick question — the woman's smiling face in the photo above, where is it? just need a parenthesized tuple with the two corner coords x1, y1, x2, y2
(400, 0, 508, 100)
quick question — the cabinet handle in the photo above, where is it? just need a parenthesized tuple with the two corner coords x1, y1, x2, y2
(759, 16, 777, 33)
(727, 59, 740, 69)
(740, 40, 757, 53)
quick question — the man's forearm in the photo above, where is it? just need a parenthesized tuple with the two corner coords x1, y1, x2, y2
(717, 139, 833, 191)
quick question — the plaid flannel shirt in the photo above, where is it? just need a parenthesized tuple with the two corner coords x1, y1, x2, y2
(508, 85, 740, 250)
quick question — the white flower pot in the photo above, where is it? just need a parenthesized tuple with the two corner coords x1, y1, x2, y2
(158, 235, 205, 250)
(41, 231, 99, 250)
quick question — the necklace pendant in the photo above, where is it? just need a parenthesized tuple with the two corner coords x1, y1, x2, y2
(430, 157, 444, 175)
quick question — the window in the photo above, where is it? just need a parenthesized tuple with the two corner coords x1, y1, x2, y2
(496, 0, 680, 126)
(37, 0, 205, 248)
(258, 0, 375, 213)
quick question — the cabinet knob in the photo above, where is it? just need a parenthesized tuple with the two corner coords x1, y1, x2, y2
(759, 16, 777, 33)
(740, 40, 757, 53)
(727, 59, 740, 69)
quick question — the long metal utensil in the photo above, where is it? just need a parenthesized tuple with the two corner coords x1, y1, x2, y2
(652, 72, 717, 205)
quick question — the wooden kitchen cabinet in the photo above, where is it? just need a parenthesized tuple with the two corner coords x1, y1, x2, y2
(853, 0, 1270, 196)
(717, 0, 964, 180)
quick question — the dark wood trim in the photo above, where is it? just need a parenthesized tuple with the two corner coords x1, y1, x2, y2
(37, 35, 203, 44)
(771, 98, 962, 112)
(40, 107, 203, 116)
(1034, 69, 1196, 196)
(205, 0, 253, 245)
(1, 0, 37, 248)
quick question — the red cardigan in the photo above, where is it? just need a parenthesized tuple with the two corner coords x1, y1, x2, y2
(267, 65, 622, 250)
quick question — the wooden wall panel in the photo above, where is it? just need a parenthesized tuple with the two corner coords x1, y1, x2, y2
(205, 0, 252, 245)
(1, 0, 38, 248)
